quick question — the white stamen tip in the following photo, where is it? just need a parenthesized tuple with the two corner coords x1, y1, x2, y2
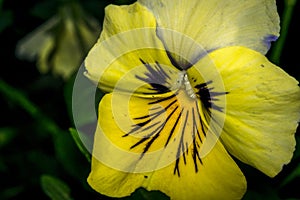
(172, 71, 196, 99)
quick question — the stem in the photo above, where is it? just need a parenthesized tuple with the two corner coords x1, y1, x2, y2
(269, 0, 297, 64)
(0, 79, 62, 136)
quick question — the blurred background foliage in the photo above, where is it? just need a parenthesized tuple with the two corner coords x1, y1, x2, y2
(0, 0, 299, 199)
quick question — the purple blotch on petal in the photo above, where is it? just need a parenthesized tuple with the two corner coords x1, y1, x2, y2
(264, 34, 279, 51)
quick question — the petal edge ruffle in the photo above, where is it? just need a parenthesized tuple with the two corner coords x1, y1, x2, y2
(209, 46, 300, 177)
(88, 93, 247, 199)
(139, 0, 280, 58)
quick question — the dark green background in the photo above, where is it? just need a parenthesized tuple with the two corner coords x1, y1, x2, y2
(1, 0, 299, 199)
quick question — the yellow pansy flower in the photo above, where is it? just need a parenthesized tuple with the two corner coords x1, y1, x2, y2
(83, 1, 300, 199)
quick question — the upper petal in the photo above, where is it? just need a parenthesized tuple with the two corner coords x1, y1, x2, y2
(84, 2, 178, 95)
(209, 46, 300, 177)
(139, 0, 279, 62)
(98, 2, 157, 41)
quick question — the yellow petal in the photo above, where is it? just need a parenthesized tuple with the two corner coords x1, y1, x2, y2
(86, 47, 179, 96)
(89, 141, 246, 200)
(99, 2, 156, 41)
(88, 92, 246, 199)
(145, 138, 246, 200)
(93, 91, 206, 169)
(139, 0, 279, 62)
(207, 46, 300, 177)
(84, 3, 179, 95)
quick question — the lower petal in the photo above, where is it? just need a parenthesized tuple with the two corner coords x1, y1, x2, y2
(89, 129, 246, 200)
(145, 138, 246, 200)
(88, 92, 247, 199)
(209, 46, 300, 177)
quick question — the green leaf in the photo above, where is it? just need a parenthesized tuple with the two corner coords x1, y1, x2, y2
(0, 186, 24, 200)
(0, 10, 13, 32)
(125, 188, 170, 200)
(280, 163, 300, 187)
(113, 0, 137, 5)
(0, 79, 39, 118)
(242, 186, 280, 200)
(54, 130, 89, 180)
(64, 73, 76, 124)
(0, 127, 17, 148)
(69, 128, 91, 162)
(64, 66, 102, 128)
(40, 175, 73, 200)
(64, 67, 102, 162)
(30, 0, 57, 19)
(292, 136, 300, 160)
(0, 0, 13, 33)
(269, 0, 297, 64)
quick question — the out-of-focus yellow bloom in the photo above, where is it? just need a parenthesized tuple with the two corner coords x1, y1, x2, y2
(16, 2, 100, 80)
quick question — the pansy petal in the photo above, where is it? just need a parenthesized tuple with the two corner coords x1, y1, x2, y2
(84, 3, 178, 95)
(92, 91, 207, 167)
(88, 93, 247, 199)
(88, 142, 246, 200)
(208, 46, 300, 177)
(99, 2, 156, 41)
(85, 47, 180, 96)
(145, 139, 246, 200)
(139, 0, 279, 64)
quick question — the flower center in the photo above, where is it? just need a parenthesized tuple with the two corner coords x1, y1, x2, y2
(172, 70, 196, 99)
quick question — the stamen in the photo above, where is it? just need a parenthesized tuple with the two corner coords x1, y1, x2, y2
(183, 74, 196, 99)
(172, 70, 196, 99)
(171, 71, 185, 90)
